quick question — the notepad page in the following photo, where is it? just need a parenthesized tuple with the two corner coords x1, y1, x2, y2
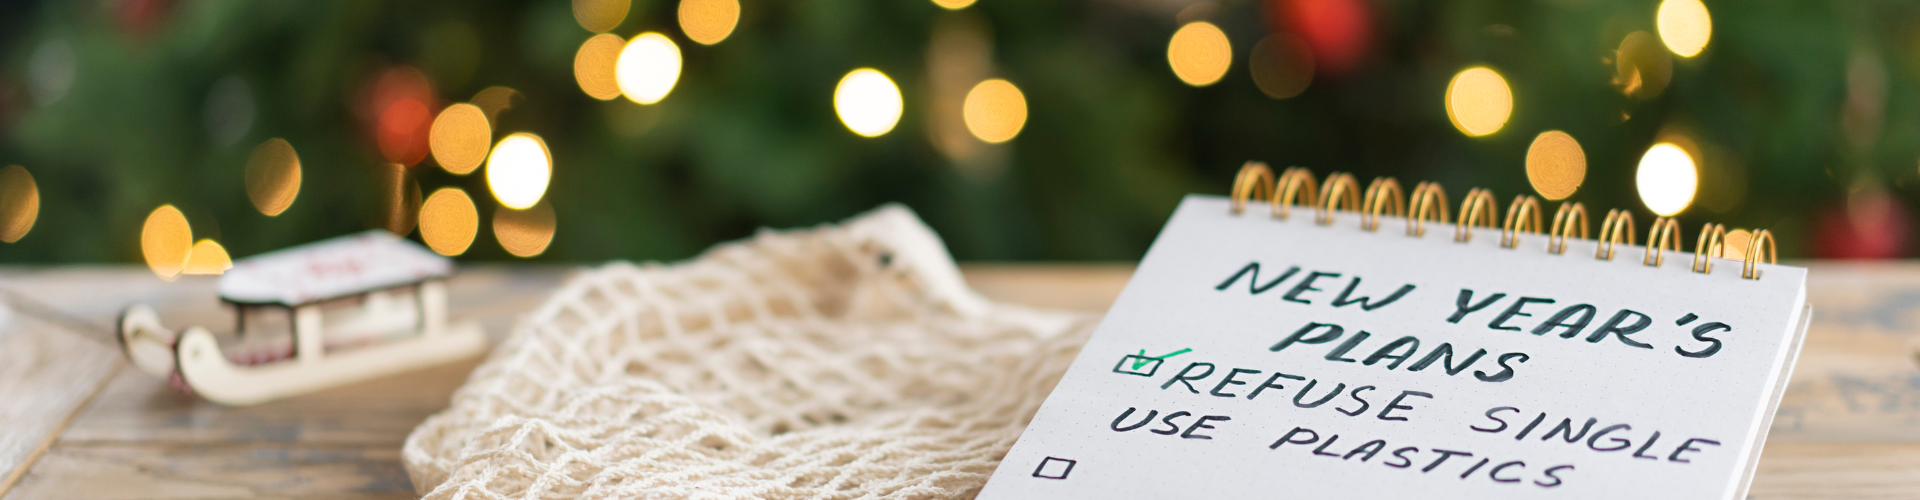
(980, 194, 1809, 500)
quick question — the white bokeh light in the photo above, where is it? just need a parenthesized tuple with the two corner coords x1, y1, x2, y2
(615, 33, 683, 105)
(833, 68, 904, 137)
(486, 133, 552, 210)
(1636, 143, 1698, 217)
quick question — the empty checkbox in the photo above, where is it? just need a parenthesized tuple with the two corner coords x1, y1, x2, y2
(1032, 456, 1076, 480)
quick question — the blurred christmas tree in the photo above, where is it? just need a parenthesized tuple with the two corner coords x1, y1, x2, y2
(0, 0, 1916, 264)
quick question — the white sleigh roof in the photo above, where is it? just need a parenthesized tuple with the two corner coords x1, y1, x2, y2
(218, 230, 453, 306)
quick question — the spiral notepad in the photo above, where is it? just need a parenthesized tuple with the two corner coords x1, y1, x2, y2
(979, 163, 1811, 500)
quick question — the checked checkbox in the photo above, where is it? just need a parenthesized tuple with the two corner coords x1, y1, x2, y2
(1111, 348, 1188, 377)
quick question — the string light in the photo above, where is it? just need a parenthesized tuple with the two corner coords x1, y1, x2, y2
(1249, 33, 1314, 99)
(0, 165, 39, 243)
(182, 239, 232, 275)
(963, 79, 1027, 144)
(615, 33, 683, 105)
(243, 138, 302, 216)
(430, 103, 492, 175)
(573, 0, 630, 33)
(1525, 131, 1585, 201)
(141, 205, 193, 280)
(419, 187, 478, 256)
(574, 34, 626, 100)
(486, 133, 553, 210)
(1167, 22, 1231, 87)
(1445, 66, 1512, 137)
(679, 0, 741, 45)
(494, 200, 557, 258)
(1656, 0, 1712, 58)
(834, 68, 904, 137)
(1636, 142, 1698, 216)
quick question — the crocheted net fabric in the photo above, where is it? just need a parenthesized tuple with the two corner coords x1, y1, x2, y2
(403, 206, 1096, 499)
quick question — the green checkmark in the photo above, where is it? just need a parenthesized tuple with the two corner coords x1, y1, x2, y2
(1131, 348, 1191, 369)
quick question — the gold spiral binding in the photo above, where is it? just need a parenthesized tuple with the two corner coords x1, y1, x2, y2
(1222, 163, 1780, 280)
(1644, 217, 1682, 267)
(1317, 172, 1361, 226)
(1406, 182, 1450, 237)
(1596, 209, 1635, 260)
(1692, 223, 1726, 274)
(1548, 203, 1589, 255)
(1501, 195, 1543, 249)
(1361, 177, 1405, 232)
(1743, 230, 1776, 280)
(1230, 162, 1275, 215)
(1272, 167, 1318, 220)
(1455, 188, 1499, 243)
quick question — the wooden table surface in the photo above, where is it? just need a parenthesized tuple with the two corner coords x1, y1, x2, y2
(1, 263, 1918, 499)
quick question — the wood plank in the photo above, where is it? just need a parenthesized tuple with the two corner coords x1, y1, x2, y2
(0, 310, 123, 496)
(1749, 443, 1920, 500)
(2, 444, 413, 500)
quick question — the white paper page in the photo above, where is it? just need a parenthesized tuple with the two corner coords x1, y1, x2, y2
(980, 195, 1809, 500)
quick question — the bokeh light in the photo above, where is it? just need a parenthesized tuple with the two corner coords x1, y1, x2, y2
(1657, 0, 1712, 58)
(471, 86, 521, 127)
(1167, 22, 1231, 87)
(834, 68, 905, 137)
(1445, 66, 1512, 137)
(1722, 229, 1751, 260)
(1636, 142, 1699, 217)
(141, 205, 193, 279)
(0, 165, 39, 243)
(378, 99, 433, 166)
(182, 239, 232, 275)
(574, 34, 625, 101)
(1615, 31, 1672, 99)
(486, 133, 553, 210)
(419, 187, 478, 256)
(963, 79, 1027, 144)
(1249, 33, 1315, 99)
(616, 33, 683, 105)
(573, 0, 630, 33)
(430, 103, 492, 175)
(1525, 131, 1586, 201)
(494, 200, 557, 258)
(244, 138, 301, 216)
(679, 0, 741, 46)
(932, 0, 976, 9)
(377, 163, 423, 236)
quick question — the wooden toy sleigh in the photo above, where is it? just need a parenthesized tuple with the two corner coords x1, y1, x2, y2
(117, 231, 487, 405)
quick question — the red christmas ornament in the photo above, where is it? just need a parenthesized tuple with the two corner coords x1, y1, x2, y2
(1268, 0, 1374, 78)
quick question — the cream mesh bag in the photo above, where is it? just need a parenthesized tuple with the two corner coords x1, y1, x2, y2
(403, 205, 1097, 499)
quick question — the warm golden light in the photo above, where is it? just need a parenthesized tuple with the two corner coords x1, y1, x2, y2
(420, 188, 478, 256)
(471, 86, 521, 127)
(573, 0, 630, 33)
(182, 239, 232, 275)
(679, 0, 741, 45)
(615, 33, 683, 105)
(574, 34, 625, 101)
(377, 163, 422, 236)
(494, 200, 557, 258)
(963, 79, 1027, 144)
(1615, 31, 1671, 99)
(0, 165, 39, 243)
(243, 139, 301, 217)
(932, 0, 976, 9)
(1249, 33, 1314, 99)
(1445, 66, 1513, 137)
(1657, 0, 1712, 58)
(141, 205, 193, 280)
(834, 68, 905, 137)
(1525, 131, 1586, 201)
(486, 133, 553, 210)
(1636, 142, 1698, 217)
(1167, 22, 1231, 87)
(1721, 229, 1751, 261)
(429, 103, 492, 175)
